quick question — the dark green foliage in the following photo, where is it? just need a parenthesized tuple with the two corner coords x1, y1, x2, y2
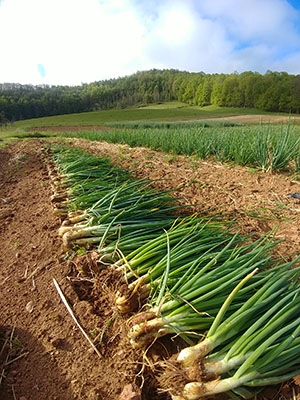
(105, 120, 242, 129)
(14, 132, 49, 138)
(1, 69, 300, 122)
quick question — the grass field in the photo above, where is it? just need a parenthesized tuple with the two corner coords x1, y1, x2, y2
(12, 103, 299, 129)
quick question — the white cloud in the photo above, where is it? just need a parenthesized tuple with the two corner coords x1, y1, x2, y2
(0, 0, 146, 84)
(196, 0, 299, 45)
(0, 0, 299, 85)
(272, 52, 300, 74)
(141, 0, 234, 73)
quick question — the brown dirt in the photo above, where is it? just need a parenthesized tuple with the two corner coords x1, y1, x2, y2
(201, 114, 300, 124)
(0, 138, 300, 400)
(0, 140, 155, 400)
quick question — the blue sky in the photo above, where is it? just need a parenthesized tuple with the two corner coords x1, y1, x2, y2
(0, 0, 300, 85)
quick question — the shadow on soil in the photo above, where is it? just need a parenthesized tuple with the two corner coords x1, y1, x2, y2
(0, 325, 75, 400)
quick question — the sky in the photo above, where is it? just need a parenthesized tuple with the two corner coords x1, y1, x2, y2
(0, 0, 300, 86)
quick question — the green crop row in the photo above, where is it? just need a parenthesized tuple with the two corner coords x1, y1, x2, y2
(105, 120, 243, 129)
(63, 123, 300, 172)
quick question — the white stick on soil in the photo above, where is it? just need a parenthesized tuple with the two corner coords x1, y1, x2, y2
(53, 278, 102, 358)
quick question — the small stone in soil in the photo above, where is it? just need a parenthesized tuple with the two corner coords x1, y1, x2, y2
(25, 301, 34, 313)
(119, 384, 141, 400)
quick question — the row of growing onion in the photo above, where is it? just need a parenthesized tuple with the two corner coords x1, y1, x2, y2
(63, 122, 300, 172)
(47, 145, 300, 399)
(104, 121, 242, 129)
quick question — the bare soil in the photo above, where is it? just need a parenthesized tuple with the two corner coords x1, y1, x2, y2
(201, 114, 300, 124)
(0, 138, 300, 400)
(0, 140, 150, 400)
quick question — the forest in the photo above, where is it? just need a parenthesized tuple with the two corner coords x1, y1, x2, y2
(1, 69, 300, 122)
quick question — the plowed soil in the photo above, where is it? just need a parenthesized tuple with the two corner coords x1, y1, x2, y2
(199, 114, 300, 124)
(0, 140, 147, 400)
(0, 138, 300, 400)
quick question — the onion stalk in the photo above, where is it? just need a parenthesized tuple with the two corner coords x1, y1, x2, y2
(162, 257, 300, 399)
(128, 233, 279, 347)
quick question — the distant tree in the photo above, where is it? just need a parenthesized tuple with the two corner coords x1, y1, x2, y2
(210, 74, 226, 106)
(0, 110, 8, 126)
(196, 75, 213, 106)
(0, 69, 299, 122)
(290, 75, 300, 113)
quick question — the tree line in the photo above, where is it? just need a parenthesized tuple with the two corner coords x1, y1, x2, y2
(1, 69, 300, 123)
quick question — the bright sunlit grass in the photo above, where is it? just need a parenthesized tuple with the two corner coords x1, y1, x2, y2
(13, 103, 297, 129)
(0, 127, 55, 148)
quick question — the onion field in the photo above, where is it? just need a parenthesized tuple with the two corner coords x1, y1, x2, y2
(2, 104, 300, 399)
(45, 144, 300, 400)
(63, 122, 300, 172)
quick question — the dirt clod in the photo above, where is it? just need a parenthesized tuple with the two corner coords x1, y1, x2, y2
(0, 209, 14, 220)
(119, 384, 142, 400)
